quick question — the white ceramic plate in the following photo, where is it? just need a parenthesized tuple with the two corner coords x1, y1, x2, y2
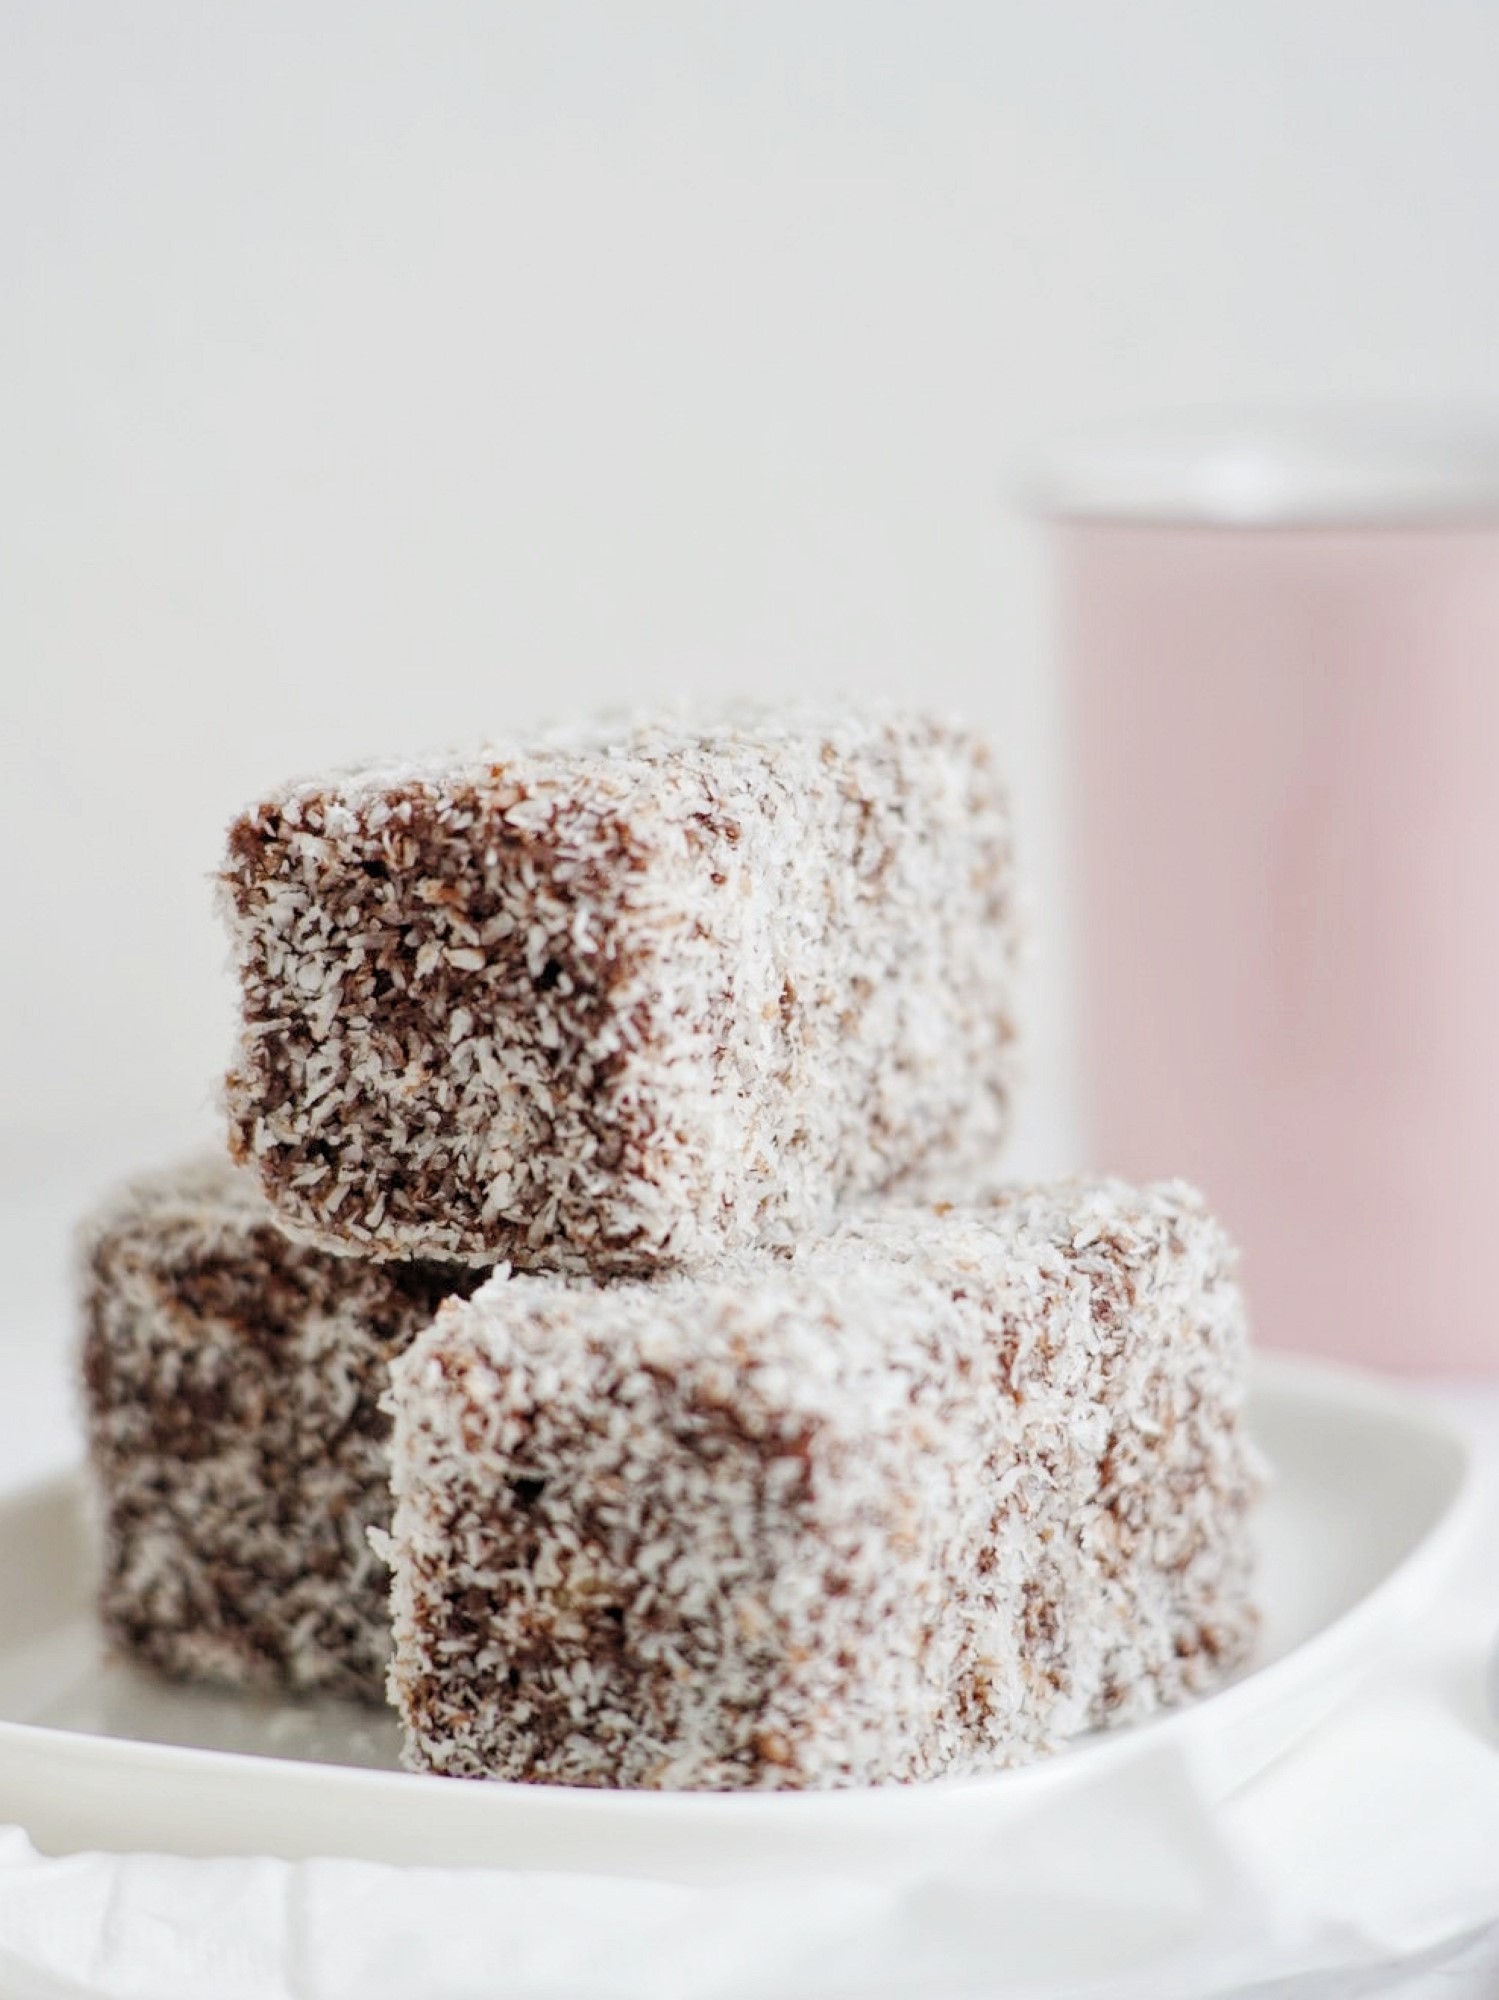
(0, 1355, 1473, 1882)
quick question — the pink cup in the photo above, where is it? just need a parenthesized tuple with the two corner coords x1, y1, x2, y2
(1041, 423, 1499, 1373)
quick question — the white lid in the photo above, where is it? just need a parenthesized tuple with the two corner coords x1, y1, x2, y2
(1028, 412, 1499, 527)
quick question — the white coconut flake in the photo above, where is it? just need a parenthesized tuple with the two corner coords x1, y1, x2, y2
(218, 709, 1019, 1270)
(78, 1157, 481, 1702)
(383, 1178, 1261, 1792)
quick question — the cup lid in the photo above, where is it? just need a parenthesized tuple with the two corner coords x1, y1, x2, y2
(1027, 412, 1499, 526)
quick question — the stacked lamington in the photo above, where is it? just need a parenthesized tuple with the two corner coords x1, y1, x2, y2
(81, 709, 1260, 1790)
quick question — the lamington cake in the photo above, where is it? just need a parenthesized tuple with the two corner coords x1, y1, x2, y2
(80, 1159, 480, 1701)
(382, 1178, 1259, 1791)
(219, 711, 1017, 1272)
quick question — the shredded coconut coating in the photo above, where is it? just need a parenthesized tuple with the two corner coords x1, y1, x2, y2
(383, 1179, 1260, 1791)
(219, 710, 1017, 1271)
(79, 1158, 480, 1702)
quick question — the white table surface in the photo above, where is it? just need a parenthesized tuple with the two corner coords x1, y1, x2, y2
(6, 1161, 1499, 1998)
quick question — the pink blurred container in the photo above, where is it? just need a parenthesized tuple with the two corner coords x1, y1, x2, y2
(1041, 421, 1499, 1373)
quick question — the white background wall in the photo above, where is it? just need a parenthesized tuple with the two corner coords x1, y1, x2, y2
(6, 0, 1499, 1197)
